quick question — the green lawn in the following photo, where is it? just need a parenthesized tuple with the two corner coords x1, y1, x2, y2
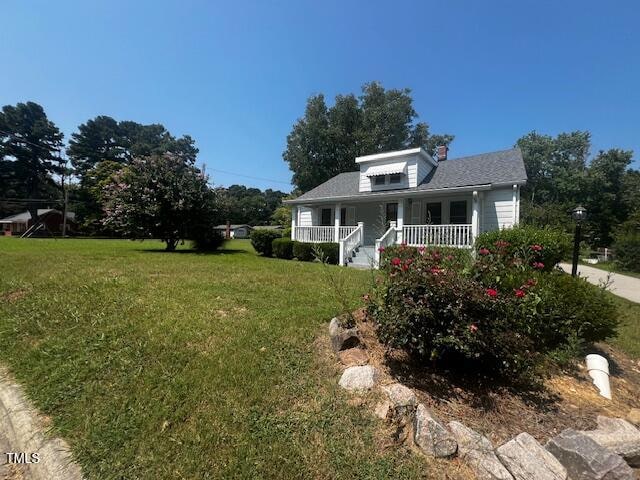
(609, 295, 640, 358)
(0, 238, 429, 479)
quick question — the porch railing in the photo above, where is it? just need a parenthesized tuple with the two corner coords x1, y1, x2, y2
(294, 225, 358, 243)
(374, 221, 398, 267)
(339, 226, 357, 239)
(294, 226, 334, 243)
(339, 223, 363, 265)
(402, 224, 473, 248)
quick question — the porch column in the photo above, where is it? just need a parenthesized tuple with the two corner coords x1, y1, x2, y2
(291, 206, 297, 241)
(471, 191, 479, 244)
(396, 200, 404, 243)
(512, 185, 517, 225)
(334, 203, 341, 242)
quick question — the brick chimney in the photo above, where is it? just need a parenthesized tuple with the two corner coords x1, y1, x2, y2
(437, 145, 448, 161)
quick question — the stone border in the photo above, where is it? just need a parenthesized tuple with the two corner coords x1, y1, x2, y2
(0, 367, 84, 480)
(329, 317, 639, 479)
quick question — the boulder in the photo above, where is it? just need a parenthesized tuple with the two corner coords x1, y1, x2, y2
(626, 408, 640, 426)
(545, 429, 634, 480)
(329, 317, 360, 352)
(413, 403, 457, 458)
(448, 421, 513, 480)
(338, 365, 379, 392)
(338, 348, 369, 366)
(374, 400, 392, 420)
(496, 432, 567, 480)
(581, 416, 640, 467)
(382, 383, 417, 411)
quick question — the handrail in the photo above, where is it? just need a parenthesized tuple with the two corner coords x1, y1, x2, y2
(374, 221, 398, 268)
(339, 223, 363, 265)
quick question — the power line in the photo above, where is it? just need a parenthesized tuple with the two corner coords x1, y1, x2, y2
(209, 167, 291, 186)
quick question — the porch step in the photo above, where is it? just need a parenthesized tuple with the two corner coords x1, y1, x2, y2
(347, 246, 375, 269)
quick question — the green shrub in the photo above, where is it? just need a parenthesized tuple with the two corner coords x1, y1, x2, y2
(250, 229, 282, 256)
(475, 225, 571, 271)
(315, 242, 340, 265)
(191, 226, 225, 252)
(369, 241, 618, 381)
(293, 241, 315, 262)
(281, 227, 292, 239)
(272, 238, 294, 259)
(614, 233, 640, 272)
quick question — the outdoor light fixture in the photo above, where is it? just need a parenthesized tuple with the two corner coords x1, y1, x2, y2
(571, 205, 587, 277)
(572, 205, 587, 223)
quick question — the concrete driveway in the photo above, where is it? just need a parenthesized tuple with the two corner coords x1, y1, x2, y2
(559, 263, 640, 304)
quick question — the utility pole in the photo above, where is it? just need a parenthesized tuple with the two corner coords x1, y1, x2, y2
(62, 187, 69, 237)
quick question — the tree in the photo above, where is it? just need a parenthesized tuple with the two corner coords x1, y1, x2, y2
(222, 185, 287, 225)
(69, 117, 198, 175)
(102, 153, 220, 251)
(585, 149, 634, 245)
(516, 131, 590, 206)
(68, 116, 199, 232)
(283, 81, 453, 193)
(271, 205, 291, 226)
(0, 102, 64, 217)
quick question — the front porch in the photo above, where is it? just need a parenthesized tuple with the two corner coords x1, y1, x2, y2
(290, 193, 483, 267)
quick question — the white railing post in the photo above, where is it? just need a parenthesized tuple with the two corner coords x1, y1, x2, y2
(334, 203, 341, 243)
(291, 206, 297, 241)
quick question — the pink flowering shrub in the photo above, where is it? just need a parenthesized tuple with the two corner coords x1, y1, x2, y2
(368, 230, 618, 381)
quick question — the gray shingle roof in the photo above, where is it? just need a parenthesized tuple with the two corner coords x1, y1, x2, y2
(287, 148, 527, 203)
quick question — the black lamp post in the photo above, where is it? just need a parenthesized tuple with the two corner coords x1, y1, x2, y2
(571, 205, 587, 277)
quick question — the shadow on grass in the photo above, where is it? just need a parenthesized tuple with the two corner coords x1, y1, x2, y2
(135, 248, 246, 255)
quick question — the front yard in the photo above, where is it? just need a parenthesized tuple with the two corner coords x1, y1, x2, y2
(0, 238, 431, 479)
(1, 237, 640, 479)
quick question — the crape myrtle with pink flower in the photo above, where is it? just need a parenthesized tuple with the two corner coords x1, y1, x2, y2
(366, 226, 618, 381)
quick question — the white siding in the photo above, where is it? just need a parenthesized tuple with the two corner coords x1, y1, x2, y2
(415, 156, 431, 185)
(298, 207, 314, 227)
(481, 188, 515, 232)
(358, 152, 434, 192)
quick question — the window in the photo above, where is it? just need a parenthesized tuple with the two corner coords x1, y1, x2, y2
(340, 207, 347, 225)
(385, 203, 398, 224)
(389, 174, 401, 184)
(320, 208, 332, 226)
(373, 176, 385, 186)
(426, 202, 442, 224)
(449, 201, 467, 224)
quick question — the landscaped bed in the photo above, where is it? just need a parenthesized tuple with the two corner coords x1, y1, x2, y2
(344, 308, 640, 447)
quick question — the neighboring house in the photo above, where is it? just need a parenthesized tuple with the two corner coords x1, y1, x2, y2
(0, 209, 77, 237)
(215, 224, 253, 239)
(284, 146, 527, 267)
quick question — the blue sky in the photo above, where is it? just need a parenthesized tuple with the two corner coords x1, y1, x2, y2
(2, 0, 638, 191)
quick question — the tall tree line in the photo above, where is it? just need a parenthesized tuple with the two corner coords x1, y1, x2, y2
(283, 81, 454, 193)
(517, 131, 639, 246)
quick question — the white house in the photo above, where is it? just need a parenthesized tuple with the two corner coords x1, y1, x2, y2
(284, 146, 527, 267)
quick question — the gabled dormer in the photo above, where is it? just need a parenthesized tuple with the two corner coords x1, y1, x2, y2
(356, 147, 438, 193)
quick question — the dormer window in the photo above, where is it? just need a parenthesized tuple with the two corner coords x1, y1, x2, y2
(373, 176, 386, 186)
(389, 174, 401, 184)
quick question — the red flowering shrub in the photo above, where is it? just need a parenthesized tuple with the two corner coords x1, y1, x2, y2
(369, 230, 618, 381)
(474, 225, 570, 272)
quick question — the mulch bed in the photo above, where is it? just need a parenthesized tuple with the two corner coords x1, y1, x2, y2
(347, 308, 640, 447)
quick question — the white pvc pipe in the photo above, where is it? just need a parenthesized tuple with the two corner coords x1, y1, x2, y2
(586, 354, 612, 400)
